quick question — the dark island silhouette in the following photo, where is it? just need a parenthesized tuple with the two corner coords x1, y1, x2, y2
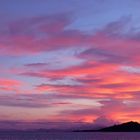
(76, 121, 140, 132)
(99, 121, 140, 132)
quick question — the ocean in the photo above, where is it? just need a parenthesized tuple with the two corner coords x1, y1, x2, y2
(0, 132, 140, 140)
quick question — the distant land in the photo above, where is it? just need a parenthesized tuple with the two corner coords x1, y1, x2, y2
(99, 121, 140, 132)
(1, 121, 140, 132)
(76, 121, 140, 132)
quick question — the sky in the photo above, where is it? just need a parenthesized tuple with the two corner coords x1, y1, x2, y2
(0, 0, 140, 129)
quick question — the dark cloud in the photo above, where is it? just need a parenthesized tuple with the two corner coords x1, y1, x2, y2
(0, 94, 72, 108)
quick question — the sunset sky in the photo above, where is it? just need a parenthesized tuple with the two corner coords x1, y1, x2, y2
(0, 0, 140, 129)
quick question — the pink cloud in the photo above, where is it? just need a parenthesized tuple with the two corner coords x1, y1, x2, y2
(0, 14, 88, 56)
(0, 16, 140, 124)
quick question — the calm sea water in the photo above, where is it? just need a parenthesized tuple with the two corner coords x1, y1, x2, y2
(0, 132, 140, 140)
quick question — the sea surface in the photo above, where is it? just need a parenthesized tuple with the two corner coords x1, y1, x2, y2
(0, 132, 140, 140)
